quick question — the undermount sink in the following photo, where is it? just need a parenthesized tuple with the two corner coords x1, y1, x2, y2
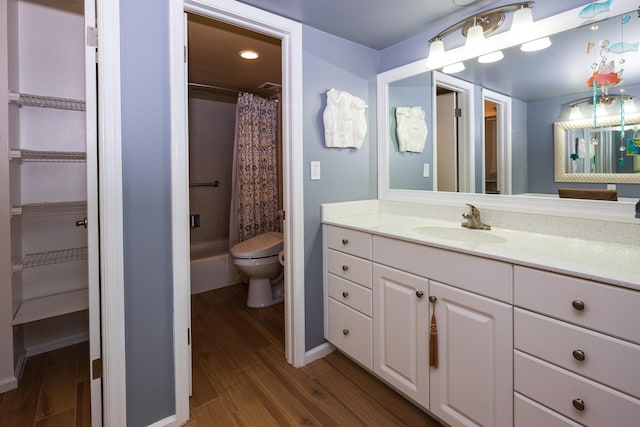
(411, 225, 507, 244)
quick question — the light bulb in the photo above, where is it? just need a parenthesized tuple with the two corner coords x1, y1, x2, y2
(569, 105, 582, 120)
(511, 7, 533, 32)
(521, 37, 551, 52)
(442, 62, 465, 74)
(427, 39, 445, 66)
(595, 101, 608, 117)
(465, 23, 485, 50)
(478, 50, 504, 63)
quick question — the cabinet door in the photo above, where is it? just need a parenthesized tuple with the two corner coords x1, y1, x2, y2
(372, 264, 429, 408)
(430, 281, 512, 427)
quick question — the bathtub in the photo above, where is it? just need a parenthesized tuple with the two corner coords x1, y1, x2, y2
(190, 239, 239, 295)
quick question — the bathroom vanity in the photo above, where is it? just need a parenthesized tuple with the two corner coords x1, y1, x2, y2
(322, 200, 640, 426)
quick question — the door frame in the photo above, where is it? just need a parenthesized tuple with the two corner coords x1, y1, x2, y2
(96, 0, 127, 425)
(432, 71, 475, 193)
(170, 0, 305, 424)
(482, 89, 512, 195)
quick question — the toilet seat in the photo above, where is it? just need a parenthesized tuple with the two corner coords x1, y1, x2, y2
(230, 231, 283, 259)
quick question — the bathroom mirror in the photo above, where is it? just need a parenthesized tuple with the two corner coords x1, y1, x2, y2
(377, 2, 639, 221)
(554, 113, 640, 183)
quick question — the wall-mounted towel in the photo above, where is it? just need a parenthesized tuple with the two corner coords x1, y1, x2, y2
(396, 106, 428, 153)
(323, 88, 368, 149)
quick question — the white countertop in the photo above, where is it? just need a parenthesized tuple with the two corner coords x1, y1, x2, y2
(323, 212, 640, 292)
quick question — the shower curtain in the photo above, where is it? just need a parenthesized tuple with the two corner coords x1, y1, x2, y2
(229, 92, 280, 247)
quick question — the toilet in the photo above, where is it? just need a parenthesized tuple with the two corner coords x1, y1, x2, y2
(230, 231, 284, 308)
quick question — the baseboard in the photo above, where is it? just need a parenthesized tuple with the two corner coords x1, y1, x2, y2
(25, 332, 89, 357)
(147, 414, 177, 427)
(0, 375, 18, 393)
(304, 341, 335, 365)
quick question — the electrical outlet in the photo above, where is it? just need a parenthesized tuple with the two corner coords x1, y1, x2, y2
(310, 161, 321, 180)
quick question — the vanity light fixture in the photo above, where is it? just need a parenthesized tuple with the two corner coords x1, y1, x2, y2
(426, 1, 545, 67)
(625, 97, 638, 113)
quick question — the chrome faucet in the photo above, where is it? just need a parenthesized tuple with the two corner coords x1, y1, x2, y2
(461, 204, 491, 230)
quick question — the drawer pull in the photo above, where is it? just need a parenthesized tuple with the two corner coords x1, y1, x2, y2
(342, 329, 349, 336)
(572, 349, 586, 361)
(416, 291, 424, 298)
(342, 265, 349, 272)
(572, 398, 585, 411)
(571, 300, 585, 311)
(342, 291, 349, 298)
(342, 239, 349, 245)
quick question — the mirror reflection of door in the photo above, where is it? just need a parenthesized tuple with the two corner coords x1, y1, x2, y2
(436, 87, 459, 192)
(484, 100, 499, 194)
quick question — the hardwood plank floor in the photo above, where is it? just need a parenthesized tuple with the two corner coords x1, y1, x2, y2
(187, 283, 443, 426)
(0, 342, 90, 427)
(1, 283, 443, 426)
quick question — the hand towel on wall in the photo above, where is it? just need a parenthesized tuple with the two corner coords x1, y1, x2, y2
(323, 88, 368, 149)
(395, 106, 428, 153)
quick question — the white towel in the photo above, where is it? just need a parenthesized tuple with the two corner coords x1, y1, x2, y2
(323, 89, 368, 149)
(396, 106, 428, 153)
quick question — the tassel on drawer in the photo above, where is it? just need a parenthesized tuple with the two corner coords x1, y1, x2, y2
(429, 296, 438, 368)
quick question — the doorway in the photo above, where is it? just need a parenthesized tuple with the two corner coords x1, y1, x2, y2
(433, 72, 476, 193)
(169, 1, 305, 423)
(482, 89, 513, 195)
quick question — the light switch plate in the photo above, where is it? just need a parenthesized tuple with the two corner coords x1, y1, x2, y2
(423, 163, 430, 178)
(310, 161, 321, 180)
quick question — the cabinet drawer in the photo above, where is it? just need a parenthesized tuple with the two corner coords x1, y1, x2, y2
(326, 226, 371, 258)
(514, 266, 640, 344)
(514, 393, 582, 427)
(327, 249, 371, 288)
(515, 308, 640, 398)
(372, 235, 512, 302)
(514, 350, 640, 426)
(327, 274, 372, 316)
(327, 298, 373, 370)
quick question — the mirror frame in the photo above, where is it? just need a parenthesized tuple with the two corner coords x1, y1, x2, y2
(554, 113, 640, 184)
(377, 1, 639, 223)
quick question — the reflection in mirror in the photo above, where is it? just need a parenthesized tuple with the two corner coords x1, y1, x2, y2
(379, 5, 640, 202)
(554, 113, 640, 184)
(387, 72, 433, 191)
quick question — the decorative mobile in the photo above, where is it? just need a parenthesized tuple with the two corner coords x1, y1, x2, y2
(579, 1, 638, 166)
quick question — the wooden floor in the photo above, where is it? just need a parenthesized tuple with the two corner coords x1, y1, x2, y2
(187, 284, 442, 426)
(0, 341, 91, 426)
(0, 283, 442, 426)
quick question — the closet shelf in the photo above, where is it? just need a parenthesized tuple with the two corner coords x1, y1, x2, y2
(12, 201, 87, 216)
(12, 289, 88, 326)
(9, 91, 86, 111)
(12, 247, 88, 272)
(10, 148, 86, 162)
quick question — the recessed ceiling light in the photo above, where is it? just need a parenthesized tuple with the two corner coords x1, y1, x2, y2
(239, 50, 259, 60)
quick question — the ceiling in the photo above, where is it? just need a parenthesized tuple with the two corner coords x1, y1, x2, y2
(187, 1, 639, 104)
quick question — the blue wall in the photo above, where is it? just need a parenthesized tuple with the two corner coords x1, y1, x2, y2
(302, 25, 378, 350)
(120, 1, 175, 425)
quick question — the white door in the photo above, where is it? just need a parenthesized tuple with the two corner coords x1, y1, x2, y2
(436, 91, 457, 192)
(84, 1, 102, 424)
(429, 281, 512, 427)
(372, 264, 429, 408)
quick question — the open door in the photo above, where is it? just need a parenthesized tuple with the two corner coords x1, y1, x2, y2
(84, 0, 103, 424)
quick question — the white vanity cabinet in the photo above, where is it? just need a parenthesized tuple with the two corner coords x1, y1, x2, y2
(429, 281, 513, 427)
(514, 266, 640, 425)
(323, 226, 373, 369)
(324, 225, 513, 426)
(372, 263, 429, 408)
